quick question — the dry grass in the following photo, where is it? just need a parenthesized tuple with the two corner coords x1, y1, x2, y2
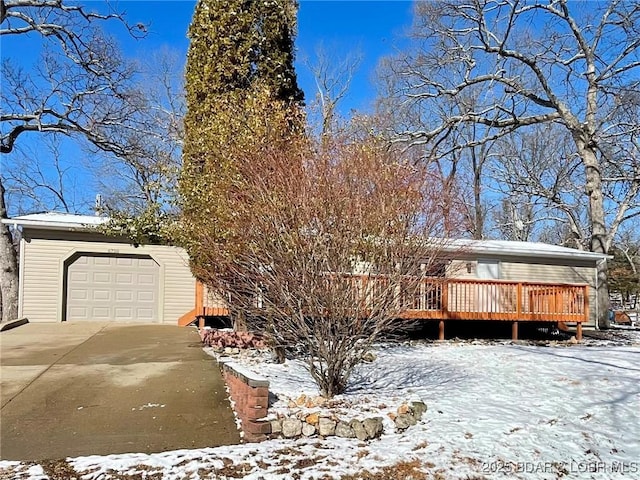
(340, 459, 430, 480)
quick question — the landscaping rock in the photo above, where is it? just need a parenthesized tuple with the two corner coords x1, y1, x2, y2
(397, 404, 410, 415)
(318, 417, 336, 436)
(362, 417, 384, 439)
(302, 423, 316, 437)
(201, 329, 266, 349)
(282, 418, 302, 438)
(305, 413, 320, 425)
(270, 419, 282, 434)
(335, 421, 356, 438)
(410, 401, 427, 420)
(350, 419, 369, 441)
(362, 352, 377, 363)
(313, 396, 327, 407)
(395, 413, 417, 431)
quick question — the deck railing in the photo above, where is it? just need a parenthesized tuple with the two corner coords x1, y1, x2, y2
(398, 278, 588, 323)
(180, 277, 589, 328)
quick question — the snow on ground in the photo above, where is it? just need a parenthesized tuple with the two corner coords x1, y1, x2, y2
(2, 332, 640, 479)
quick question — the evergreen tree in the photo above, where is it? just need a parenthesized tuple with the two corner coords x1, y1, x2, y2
(179, 0, 304, 283)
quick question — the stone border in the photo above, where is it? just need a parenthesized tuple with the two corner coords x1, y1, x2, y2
(218, 358, 427, 442)
(269, 400, 427, 441)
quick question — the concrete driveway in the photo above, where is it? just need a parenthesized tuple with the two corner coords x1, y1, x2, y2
(0, 322, 240, 461)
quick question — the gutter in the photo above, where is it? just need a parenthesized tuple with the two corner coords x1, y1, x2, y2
(0, 218, 106, 231)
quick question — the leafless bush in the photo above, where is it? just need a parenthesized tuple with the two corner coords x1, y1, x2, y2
(194, 134, 461, 397)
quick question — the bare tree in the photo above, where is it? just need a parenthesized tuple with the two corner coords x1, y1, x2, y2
(490, 124, 590, 246)
(0, 0, 144, 322)
(3, 135, 88, 214)
(381, 0, 640, 327)
(193, 131, 460, 398)
(378, 63, 497, 240)
(609, 226, 640, 310)
(303, 43, 362, 137)
(94, 48, 184, 215)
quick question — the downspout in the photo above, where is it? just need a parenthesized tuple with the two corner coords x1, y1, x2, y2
(18, 231, 25, 318)
(594, 257, 606, 331)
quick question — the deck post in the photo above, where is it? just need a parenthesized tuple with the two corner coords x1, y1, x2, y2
(512, 321, 518, 341)
(576, 322, 582, 342)
(438, 320, 445, 341)
(441, 280, 448, 313)
(196, 281, 204, 316)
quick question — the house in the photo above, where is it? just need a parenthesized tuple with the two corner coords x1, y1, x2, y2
(3, 213, 610, 340)
(2, 213, 195, 324)
(431, 239, 611, 339)
(187, 238, 611, 340)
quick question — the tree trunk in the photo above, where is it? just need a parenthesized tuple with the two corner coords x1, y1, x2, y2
(578, 141, 610, 329)
(0, 178, 19, 323)
(471, 148, 484, 240)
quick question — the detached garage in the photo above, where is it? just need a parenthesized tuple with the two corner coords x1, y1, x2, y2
(3, 213, 196, 324)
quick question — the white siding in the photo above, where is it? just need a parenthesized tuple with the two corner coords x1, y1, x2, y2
(20, 231, 195, 324)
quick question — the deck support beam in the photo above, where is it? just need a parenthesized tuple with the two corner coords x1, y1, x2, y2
(512, 321, 518, 341)
(438, 320, 445, 341)
(576, 322, 582, 342)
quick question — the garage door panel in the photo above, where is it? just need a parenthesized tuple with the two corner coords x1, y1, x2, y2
(138, 274, 155, 285)
(69, 271, 88, 282)
(92, 290, 111, 301)
(70, 289, 88, 300)
(136, 308, 154, 320)
(138, 258, 157, 268)
(137, 291, 154, 302)
(92, 307, 111, 319)
(66, 255, 159, 322)
(93, 272, 111, 283)
(116, 273, 134, 284)
(115, 307, 133, 319)
(116, 290, 133, 301)
(69, 306, 88, 320)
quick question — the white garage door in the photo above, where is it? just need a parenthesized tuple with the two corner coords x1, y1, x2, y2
(66, 255, 160, 322)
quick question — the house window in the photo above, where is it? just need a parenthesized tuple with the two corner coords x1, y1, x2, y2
(477, 259, 500, 279)
(421, 261, 447, 277)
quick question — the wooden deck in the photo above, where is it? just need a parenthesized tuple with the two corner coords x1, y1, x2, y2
(178, 277, 589, 340)
(398, 278, 588, 340)
(177, 281, 229, 327)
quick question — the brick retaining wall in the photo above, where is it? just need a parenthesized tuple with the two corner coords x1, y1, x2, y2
(220, 361, 271, 442)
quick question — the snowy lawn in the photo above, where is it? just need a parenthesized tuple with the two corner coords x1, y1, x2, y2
(2, 335, 640, 480)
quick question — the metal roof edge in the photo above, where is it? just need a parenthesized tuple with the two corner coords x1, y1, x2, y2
(442, 239, 612, 262)
(1, 217, 107, 231)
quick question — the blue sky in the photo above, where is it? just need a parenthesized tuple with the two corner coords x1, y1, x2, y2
(120, 0, 415, 113)
(2, 1, 415, 215)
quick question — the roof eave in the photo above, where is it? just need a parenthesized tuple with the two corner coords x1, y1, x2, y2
(1, 218, 104, 231)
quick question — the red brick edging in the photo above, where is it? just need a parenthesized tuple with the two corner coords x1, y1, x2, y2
(220, 361, 271, 442)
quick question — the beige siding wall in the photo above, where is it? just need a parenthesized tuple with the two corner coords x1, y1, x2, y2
(448, 260, 477, 279)
(20, 230, 195, 324)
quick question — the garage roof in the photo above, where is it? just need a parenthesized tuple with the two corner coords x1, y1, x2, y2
(1, 212, 107, 231)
